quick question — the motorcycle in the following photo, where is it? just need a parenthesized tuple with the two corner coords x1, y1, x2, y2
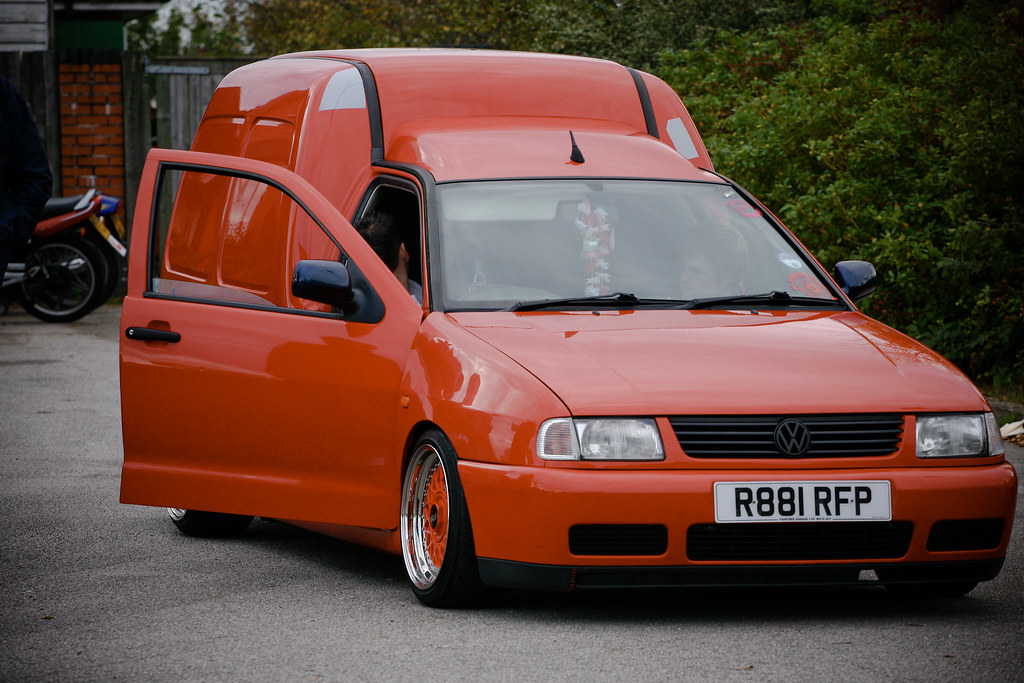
(1, 188, 127, 322)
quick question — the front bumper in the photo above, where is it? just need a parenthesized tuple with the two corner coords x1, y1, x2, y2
(458, 460, 1017, 591)
(477, 558, 1005, 592)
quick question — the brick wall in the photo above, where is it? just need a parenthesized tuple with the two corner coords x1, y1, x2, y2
(58, 60, 125, 206)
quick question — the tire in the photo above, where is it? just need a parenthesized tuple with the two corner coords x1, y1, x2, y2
(167, 508, 253, 538)
(400, 429, 487, 607)
(85, 230, 124, 304)
(18, 237, 108, 322)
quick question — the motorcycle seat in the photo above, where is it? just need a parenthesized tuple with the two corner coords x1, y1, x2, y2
(39, 191, 96, 220)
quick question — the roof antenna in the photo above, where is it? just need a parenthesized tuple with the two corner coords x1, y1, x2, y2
(569, 131, 585, 164)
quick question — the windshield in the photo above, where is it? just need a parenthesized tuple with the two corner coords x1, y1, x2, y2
(435, 179, 838, 311)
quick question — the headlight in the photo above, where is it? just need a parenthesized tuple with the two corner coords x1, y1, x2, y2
(916, 413, 1001, 458)
(538, 418, 665, 461)
(537, 418, 579, 460)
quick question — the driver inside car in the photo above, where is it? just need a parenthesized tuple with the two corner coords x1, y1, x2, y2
(355, 212, 423, 304)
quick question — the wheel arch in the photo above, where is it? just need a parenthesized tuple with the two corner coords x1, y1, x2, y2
(400, 420, 448, 489)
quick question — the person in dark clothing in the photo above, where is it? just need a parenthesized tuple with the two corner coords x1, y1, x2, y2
(0, 76, 53, 281)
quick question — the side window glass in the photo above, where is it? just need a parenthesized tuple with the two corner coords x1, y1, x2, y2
(150, 166, 340, 311)
(354, 184, 423, 305)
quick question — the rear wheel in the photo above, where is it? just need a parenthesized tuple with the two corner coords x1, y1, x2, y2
(167, 508, 253, 537)
(400, 429, 486, 607)
(18, 237, 107, 322)
(85, 230, 124, 304)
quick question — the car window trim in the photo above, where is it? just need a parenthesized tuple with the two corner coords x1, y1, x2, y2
(370, 161, 439, 311)
(147, 159, 361, 320)
(141, 291, 348, 319)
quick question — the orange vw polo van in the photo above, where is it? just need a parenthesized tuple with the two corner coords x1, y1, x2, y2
(120, 49, 1016, 607)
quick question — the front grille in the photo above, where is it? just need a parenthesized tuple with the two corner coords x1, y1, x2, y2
(569, 524, 668, 556)
(927, 519, 1005, 552)
(686, 521, 913, 561)
(669, 414, 903, 458)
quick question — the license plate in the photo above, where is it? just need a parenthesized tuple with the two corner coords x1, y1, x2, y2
(714, 481, 891, 523)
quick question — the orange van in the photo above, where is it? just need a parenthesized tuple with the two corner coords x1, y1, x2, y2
(120, 49, 1016, 606)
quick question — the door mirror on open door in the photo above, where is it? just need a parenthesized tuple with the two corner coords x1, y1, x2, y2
(292, 260, 357, 312)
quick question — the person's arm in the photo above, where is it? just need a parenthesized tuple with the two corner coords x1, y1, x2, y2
(1, 78, 53, 243)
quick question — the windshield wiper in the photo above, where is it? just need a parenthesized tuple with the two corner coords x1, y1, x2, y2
(506, 292, 648, 311)
(679, 290, 847, 310)
(505, 290, 844, 312)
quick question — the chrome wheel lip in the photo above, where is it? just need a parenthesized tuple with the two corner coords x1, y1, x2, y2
(401, 444, 447, 590)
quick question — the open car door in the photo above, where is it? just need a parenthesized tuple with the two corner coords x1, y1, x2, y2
(119, 148, 421, 529)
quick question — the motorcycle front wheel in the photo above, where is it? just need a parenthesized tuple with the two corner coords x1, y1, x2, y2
(18, 237, 108, 322)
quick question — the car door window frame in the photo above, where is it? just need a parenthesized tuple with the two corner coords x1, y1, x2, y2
(146, 160, 386, 323)
(353, 176, 425, 299)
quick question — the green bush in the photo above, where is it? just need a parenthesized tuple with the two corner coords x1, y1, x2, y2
(659, 3, 1024, 390)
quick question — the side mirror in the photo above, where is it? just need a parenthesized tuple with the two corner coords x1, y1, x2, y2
(833, 260, 878, 303)
(292, 260, 357, 312)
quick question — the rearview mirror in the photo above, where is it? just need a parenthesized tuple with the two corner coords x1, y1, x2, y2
(833, 260, 878, 303)
(292, 260, 357, 312)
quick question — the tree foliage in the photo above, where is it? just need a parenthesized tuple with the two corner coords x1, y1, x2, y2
(661, 1, 1024, 388)
(523, 0, 817, 70)
(238, 0, 816, 67)
(244, 0, 533, 54)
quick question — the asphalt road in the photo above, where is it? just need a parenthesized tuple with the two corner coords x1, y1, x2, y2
(2, 303, 1022, 682)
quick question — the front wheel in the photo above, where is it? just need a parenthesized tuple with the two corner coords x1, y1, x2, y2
(400, 430, 487, 607)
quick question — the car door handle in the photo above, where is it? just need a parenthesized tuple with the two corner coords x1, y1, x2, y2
(125, 326, 181, 343)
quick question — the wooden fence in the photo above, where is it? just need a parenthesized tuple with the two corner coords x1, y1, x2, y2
(122, 54, 256, 233)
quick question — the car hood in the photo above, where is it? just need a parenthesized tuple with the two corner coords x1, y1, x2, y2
(448, 309, 987, 415)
